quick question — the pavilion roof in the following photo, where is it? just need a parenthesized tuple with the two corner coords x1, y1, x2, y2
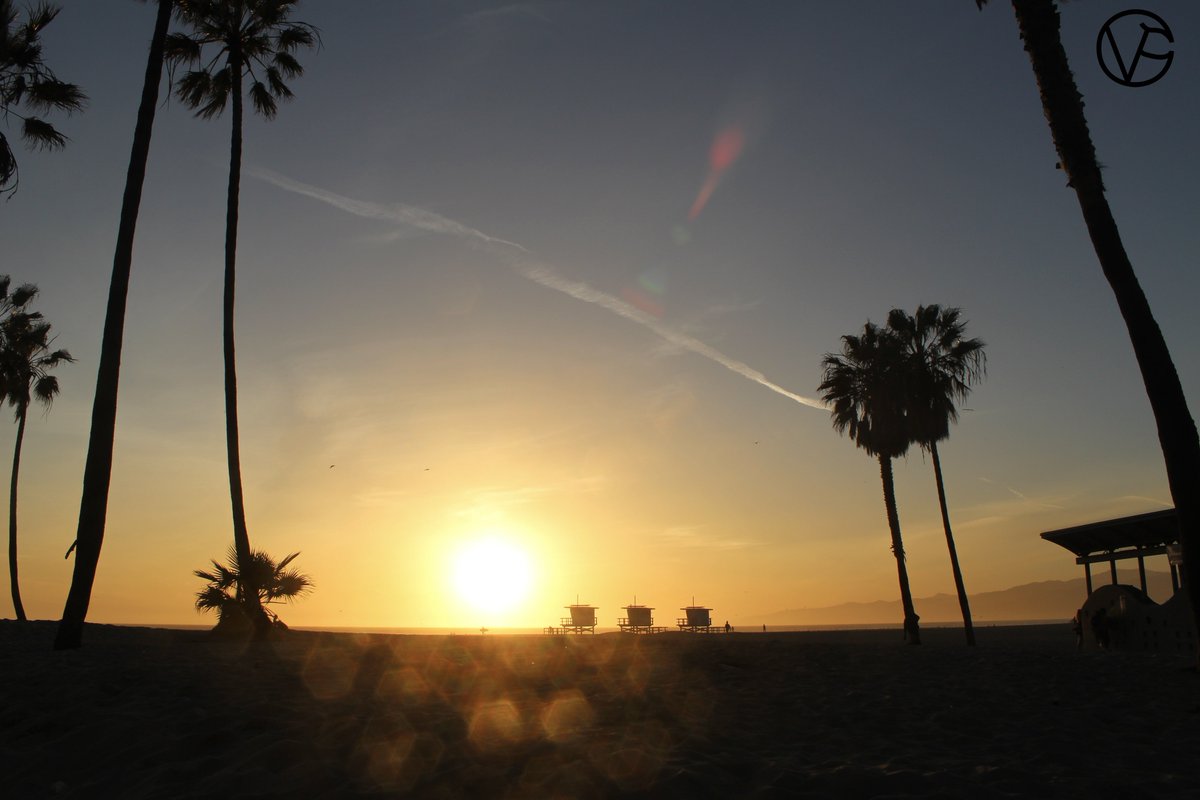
(1040, 509, 1179, 557)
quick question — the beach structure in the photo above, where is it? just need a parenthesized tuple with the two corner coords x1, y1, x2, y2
(1041, 509, 1185, 597)
(545, 601, 598, 634)
(1042, 509, 1195, 654)
(677, 602, 716, 633)
(618, 601, 665, 634)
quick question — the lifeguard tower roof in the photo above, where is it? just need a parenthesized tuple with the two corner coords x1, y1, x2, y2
(1041, 509, 1178, 557)
(1041, 508, 1182, 599)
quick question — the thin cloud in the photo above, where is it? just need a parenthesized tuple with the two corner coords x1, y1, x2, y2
(462, 3, 552, 25)
(252, 169, 826, 411)
(658, 525, 756, 551)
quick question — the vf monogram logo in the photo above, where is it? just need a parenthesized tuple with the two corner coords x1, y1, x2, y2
(1096, 10, 1174, 87)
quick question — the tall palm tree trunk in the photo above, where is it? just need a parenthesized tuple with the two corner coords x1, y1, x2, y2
(222, 50, 267, 635)
(8, 406, 27, 621)
(931, 442, 975, 645)
(1011, 0, 1200, 647)
(55, 0, 173, 650)
(880, 454, 920, 644)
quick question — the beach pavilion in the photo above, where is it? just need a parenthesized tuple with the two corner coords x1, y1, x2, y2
(1040, 508, 1185, 598)
(1041, 508, 1195, 654)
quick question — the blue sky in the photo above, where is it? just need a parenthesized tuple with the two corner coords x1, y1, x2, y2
(2, 1, 1197, 627)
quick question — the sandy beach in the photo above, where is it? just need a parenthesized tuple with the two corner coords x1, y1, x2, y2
(3, 621, 1198, 798)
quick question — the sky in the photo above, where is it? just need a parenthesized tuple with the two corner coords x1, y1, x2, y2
(2, 1, 1198, 629)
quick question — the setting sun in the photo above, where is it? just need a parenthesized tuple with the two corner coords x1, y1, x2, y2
(451, 536, 534, 617)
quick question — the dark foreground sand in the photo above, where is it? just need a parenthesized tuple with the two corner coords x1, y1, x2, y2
(2, 621, 1198, 798)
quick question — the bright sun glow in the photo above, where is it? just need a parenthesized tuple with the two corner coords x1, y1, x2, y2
(451, 536, 533, 616)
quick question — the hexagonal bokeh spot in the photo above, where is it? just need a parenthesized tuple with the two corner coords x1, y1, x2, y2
(468, 698, 525, 751)
(301, 644, 358, 700)
(540, 689, 594, 743)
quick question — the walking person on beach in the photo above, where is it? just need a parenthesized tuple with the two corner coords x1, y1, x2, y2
(1072, 610, 1083, 650)
(724, 620, 731, 633)
(1091, 608, 1111, 650)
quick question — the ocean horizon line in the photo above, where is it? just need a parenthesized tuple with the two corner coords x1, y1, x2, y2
(60, 619, 1072, 636)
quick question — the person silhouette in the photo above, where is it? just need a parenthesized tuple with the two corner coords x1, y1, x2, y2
(1091, 608, 1111, 650)
(724, 620, 731, 633)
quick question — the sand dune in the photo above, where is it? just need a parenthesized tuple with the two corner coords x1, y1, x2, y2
(3, 620, 1198, 798)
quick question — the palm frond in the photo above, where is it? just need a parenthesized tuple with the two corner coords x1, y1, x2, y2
(163, 31, 204, 64)
(22, 78, 85, 113)
(195, 584, 229, 613)
(248, 80, 276, 117)
(19, 116, 66, 150)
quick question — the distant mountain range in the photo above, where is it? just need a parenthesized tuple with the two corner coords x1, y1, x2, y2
(756, 570, 1175, 626)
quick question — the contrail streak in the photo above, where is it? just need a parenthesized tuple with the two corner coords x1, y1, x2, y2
(252, 168, 528, 251)
(251, 169, 825, 410)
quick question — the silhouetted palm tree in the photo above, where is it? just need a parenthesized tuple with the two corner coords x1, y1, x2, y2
(1, 286, 72, 621)
(820, 323, 921, 644)
(195, 546, 312, 633)
(165, 0, 317, 636)
(1, 0, 86, 197)
(56, 0, 173, 651)
(888, 305, 985, 646)
(979, 0, 1200, 645)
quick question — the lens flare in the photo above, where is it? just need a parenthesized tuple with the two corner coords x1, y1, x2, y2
(688, 124, 746, 221)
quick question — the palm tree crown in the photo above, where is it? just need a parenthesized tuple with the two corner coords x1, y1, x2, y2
(886, 304, 985, 449)
(165, 0, 317, 120)
(0, 280, 71, 411)
(819, 322, 911, 460)
(1, 0, 86, 196)
(0, 307, 71, 414)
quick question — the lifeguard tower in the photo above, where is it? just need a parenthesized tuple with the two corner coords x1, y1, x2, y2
(677, 601, 716, 633)
(547, 600, 598, 634)
(618, 599, 664, 634)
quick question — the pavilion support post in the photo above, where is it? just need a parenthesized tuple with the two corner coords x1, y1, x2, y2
(1085, 562, 1093, 596)
(1171, 564, 1180, 593)
(1138, 555, 1147, 594)
(1109, 559, 1118, 585)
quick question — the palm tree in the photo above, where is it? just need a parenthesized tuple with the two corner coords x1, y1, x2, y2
(164, 0, 317, 636)
(55, 0, 173, 651)
(194, 546, 312, 634)
(888, 305, 985, 646)
(820, 322, 922, 644)
(1, 0, 86, 197)
(978, 0, 1200, 646)
(1, 293, 71, 621)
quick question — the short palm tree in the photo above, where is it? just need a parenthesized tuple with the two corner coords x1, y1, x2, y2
(164, 0, 317, 636)
(1, 286, 72, 621)
(820, 322, 921, 644)
(0, 0, 86, 197)
(888, 305, 985, 646)
(195, 546, 312, 632)
(57, 0, 174, 651)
